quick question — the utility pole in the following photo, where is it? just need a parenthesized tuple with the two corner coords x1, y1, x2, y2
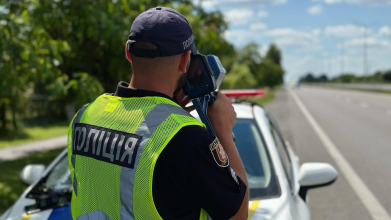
(323, 53, 327, 74)
(318, 58, 322, 75)
(363, 26, 368, 80)
(340, 42, 344, 75)
(353, 21, 377, 80)
(328, 52, 332, 76)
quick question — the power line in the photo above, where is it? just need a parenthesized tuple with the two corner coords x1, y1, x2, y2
(363, 25, 368, 78)
(340, 42, 345, 75)
(354, 21, 378, 77)
(328, 51, 332, 76)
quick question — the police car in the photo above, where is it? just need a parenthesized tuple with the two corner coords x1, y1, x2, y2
(0, 90, 338, 220)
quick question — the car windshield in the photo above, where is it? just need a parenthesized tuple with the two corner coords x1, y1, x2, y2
(31, 154, 72, 192)
(45, 155, 72, 191)
(232, 118, 280, 199)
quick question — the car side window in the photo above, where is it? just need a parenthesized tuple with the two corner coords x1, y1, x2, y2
(268, 116, 292, 189)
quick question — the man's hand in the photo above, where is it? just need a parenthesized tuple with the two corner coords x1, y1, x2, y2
(207, 92, 236, 136)
(174, 89, 195, 112)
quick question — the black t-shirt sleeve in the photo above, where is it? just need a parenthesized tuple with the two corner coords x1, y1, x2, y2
(184, 126, 247, 220)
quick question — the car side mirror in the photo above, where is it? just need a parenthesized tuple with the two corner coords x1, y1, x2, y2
(298, 163, 338, 201)
(20, 164, 46, 185)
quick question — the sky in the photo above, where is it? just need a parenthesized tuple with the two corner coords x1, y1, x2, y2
(196, 0, 391, 82)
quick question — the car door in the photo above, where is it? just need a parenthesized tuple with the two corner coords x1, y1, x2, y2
(267, 113, 311, 220)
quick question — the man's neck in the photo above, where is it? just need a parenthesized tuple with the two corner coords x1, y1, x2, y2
(128, 76, 175, 98)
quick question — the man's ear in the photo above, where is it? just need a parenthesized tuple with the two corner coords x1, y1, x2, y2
(125, 41, 132, 63)
(178, 50, 191, 73)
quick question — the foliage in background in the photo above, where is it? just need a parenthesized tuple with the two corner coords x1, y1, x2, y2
(0, 8, 69, 130)
(221, 42, 284, 89)
(28, 0, 235, 92)
(383, 71, 391, 82)
(0, 0, 233, 132)
(261, 43, 284, 87)
(265, 44, 282, 66)
(51, 73, 104, 120)
(256, 58, 284, 88)
(300, 70, 391, 84)
(221, 64, 256, 89)
(1, 0, 284, 136)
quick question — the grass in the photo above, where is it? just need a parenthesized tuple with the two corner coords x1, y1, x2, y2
(0, 148, 65, 214)
(346, 88, 391, 95)
(0, 122, 69, 149)
(308, 84, 391, 95)
(244, 87, 277, 106)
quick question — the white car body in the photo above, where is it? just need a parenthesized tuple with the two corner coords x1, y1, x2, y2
(1, 102, 337, 220)
(191, 104, 311, 220)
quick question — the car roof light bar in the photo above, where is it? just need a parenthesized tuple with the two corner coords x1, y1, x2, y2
(221, 89, 265, 98)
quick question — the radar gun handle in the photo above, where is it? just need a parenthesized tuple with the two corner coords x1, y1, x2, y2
(192, 91, 235, 141)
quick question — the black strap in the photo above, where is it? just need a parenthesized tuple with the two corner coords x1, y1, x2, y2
(71, 103, 91, 153)
(127, 41, 161, 58)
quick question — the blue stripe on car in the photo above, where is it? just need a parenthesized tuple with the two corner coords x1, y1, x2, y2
(47, 204, 72, 220)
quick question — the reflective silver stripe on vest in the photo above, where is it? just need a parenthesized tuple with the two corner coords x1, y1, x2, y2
(71, 103, 90, 196)
(119, 104, 192, 219)
(77, 209, 113, 220)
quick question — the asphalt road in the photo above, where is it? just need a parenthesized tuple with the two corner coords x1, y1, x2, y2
(266, 86, 391, 220)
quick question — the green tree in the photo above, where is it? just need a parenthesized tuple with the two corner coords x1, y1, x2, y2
(260, 44, 284, 87)
(50, 73, 104, 121)
(237, 42, 262, 77)
(29, 1, 235, 110)
(371, 71, 384, 83)
(318, 74, 328, 82)
(300, 74, 328, 83)
(29, 0, 234, 91)
(220, 64, 256, 89)
(0, 10, 69, 130)
(332, 74, 357, 83)
(256, 58, 284, 88)
(300, 73, 315, 82)
(1, 0, 235, 129)
(265, 43, 282, 66)
(383, 70, 391, 82)
(233, 42, 284, 88)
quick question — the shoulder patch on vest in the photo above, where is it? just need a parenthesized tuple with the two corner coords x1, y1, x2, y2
(209, 138, 229, 167)
(73, 123, 142, 169)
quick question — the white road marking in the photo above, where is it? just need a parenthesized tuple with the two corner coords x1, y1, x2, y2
(360, 102, 369, 108)
(289, 90, 391, 220)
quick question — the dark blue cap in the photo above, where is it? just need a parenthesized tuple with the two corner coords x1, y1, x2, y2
(128, 7, 198, 58)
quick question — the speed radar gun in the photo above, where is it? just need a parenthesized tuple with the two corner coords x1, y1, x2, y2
(183, 54, 226, 137)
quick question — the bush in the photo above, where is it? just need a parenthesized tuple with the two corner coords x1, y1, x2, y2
(221, 64, 256, 89)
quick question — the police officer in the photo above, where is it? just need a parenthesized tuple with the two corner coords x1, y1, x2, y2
(68, 6, 248, 220)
